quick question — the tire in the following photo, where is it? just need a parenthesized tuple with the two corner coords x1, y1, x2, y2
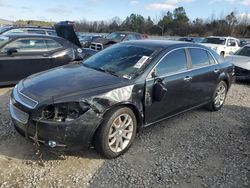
(94, 107, 137, 158)
(220, 51, 225, 58)
(207, 81, 228, 111)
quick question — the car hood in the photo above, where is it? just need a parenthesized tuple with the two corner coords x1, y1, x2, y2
(226, 55, 250, 70)
(21, 63, 126, 99)
(55, 21, 82, 48)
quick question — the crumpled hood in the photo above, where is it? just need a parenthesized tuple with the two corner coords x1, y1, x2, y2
(21, 63, 125, 99)
(226, 55, 250, 70)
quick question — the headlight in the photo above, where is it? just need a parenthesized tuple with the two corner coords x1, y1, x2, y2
(41, 102, 89, 122)
(213, 47, 218, 51)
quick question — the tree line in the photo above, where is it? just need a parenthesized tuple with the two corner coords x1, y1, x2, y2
(14, 7, 250, 37)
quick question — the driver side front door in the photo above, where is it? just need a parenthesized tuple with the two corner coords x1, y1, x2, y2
(144, 48, 194, 125)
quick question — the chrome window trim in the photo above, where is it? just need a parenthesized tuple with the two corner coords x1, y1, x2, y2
(146, 46, 218, 81)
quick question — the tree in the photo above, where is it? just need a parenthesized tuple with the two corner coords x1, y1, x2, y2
(173, 7, 189, 23)
(145, 16, 154, 34)
(158, 11, 173, 34)
(225, 12, 237, 35)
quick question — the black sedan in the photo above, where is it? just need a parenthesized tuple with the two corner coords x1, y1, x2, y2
(0, 34, 84, 86)
(10, 40, 234, 158)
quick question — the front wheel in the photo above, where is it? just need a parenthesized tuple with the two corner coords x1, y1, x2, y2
(207, 81, 228, 111)
(94, 107, 137, 158)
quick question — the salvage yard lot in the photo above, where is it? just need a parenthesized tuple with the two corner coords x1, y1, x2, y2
(0, 83, 249, 187)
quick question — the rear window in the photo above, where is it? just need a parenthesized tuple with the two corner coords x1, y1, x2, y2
(189, 48, 210, 68)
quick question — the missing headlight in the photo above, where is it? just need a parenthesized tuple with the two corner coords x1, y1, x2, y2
(42, 102, 89, 122)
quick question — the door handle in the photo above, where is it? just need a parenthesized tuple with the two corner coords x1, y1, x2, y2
(184, 76, 192, 81)
(214, 69, 220, 73)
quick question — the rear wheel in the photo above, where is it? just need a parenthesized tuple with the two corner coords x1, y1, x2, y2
(207, 81, 227, 111)
(220, 51, 225, 58)
(94, 107, 137, 158)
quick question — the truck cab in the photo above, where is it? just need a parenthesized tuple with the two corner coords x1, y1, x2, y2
(201, 36, 241, 57)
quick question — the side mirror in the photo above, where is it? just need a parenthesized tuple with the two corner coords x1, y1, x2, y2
(7, 48, 18, 56)
(153, 80, 168, 102)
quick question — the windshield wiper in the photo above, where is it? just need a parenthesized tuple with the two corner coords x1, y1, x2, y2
(83, 64, 120, 78)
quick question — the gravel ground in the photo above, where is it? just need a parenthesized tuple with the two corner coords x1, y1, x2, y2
(0, 83, 249, 188)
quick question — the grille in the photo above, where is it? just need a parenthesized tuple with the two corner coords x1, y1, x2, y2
(13, 86, 38, 109)
(90, 42, 103, 51)
(9, 100, 29, 124)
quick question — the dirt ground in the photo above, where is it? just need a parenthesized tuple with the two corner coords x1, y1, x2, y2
(0, 83, 249, 188)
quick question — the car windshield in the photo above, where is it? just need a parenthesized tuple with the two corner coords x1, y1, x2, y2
(202, 38, 226, 45)
(235, 46, 250, 57)
(83, 43, 160, 79)
(106, 32, 126, 41)
(0, 36, 10, 47)
(80, 36, 92, 41)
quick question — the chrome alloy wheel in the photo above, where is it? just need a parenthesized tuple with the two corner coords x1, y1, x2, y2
(108, 113, 134, 153)
(214, 84, 226, 108)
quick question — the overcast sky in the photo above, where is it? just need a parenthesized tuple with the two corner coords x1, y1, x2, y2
(0, 0, 250, 22)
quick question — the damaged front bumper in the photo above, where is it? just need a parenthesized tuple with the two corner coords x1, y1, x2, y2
(10, 97, 103, 150)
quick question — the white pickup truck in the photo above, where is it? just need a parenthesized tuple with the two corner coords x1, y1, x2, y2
(201, 36, 241, 57)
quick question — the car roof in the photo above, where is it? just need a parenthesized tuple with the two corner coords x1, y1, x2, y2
(3, 26, 54, 30)
(123, 40, 208, 50)
(3, 33, 61, 39)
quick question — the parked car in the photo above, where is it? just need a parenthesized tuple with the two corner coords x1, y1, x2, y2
(90, 31, 142, 51)
(178, 37, 204, 43)
(239, 39, 250, 47)
(0, 34, 84, 86)
(10, 40, 234, 158)
(0, 26, 57, 36)
(79, 35, 103, 48)
(225, 45, 250, 81)
(178, 37, 193, 42)
(201, 36, 241, 57)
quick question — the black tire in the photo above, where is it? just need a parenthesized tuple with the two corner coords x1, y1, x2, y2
(94, 107, 137, 158)
(207, 81, 228, 111)
(220, 51, 225, 58)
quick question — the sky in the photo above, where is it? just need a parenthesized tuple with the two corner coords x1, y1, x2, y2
(0, 0, 250, 22)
